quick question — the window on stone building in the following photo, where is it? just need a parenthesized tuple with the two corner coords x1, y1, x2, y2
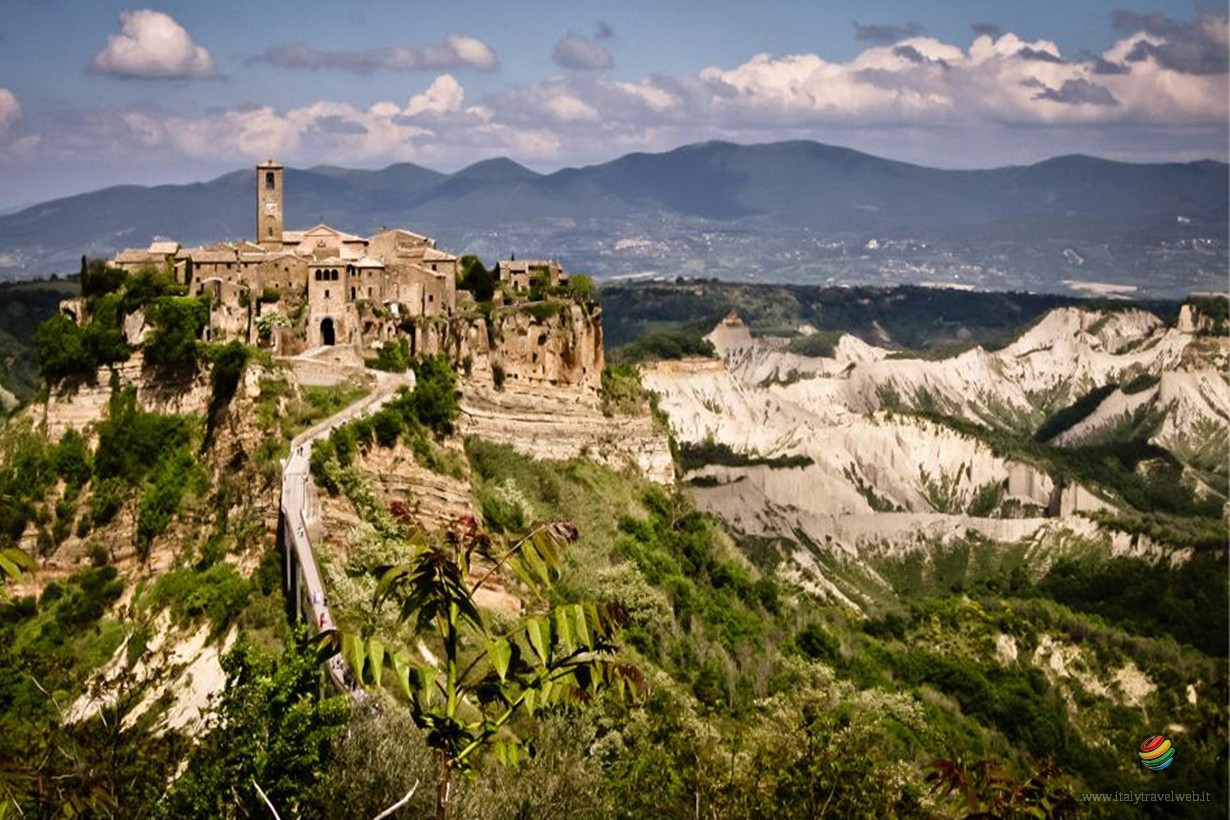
(325, 289, 330, 298)
(350, 287, 356, 300)
(314, 270, 321, 281)
(368, 287, 373, 298)
(266, 171, 275, 190)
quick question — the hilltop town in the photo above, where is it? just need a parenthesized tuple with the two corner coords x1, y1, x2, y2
(109, 160, 568, 354)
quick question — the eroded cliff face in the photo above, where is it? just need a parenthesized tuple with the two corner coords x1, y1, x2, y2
(38, 351, 212, 442)
(643, 307, 1226, 607)
(408, 304, 673, 483)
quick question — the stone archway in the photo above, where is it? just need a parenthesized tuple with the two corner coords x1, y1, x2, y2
(320, 317, 335, 346)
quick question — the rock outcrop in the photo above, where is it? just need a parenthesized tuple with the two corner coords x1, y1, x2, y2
(643, 306, 1228, 606)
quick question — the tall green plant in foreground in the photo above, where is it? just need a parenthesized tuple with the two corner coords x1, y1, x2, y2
(322, 516, 644, 820)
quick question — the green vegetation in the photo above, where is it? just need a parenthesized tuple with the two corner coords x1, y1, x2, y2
(1181, 294, 1229, 334)
(1033, 382, 1118, 442)
(913, 411, 1225, 522)
(610, 327, 716, 364)
(328, 516, 643, 819)
(1033, 552, 1227, 656)
(459, 254, 496, 302)
(367, 337, 412, 372)
(143, 295, 209, 370)
(203, 341, 250, 446)
(599, 363, 649, 416)
(161, 632, 348, 819)
(0, 278, 81, 405)
(601, 280, 1177, 353)
(0, 420, 97, 550)
(31, 262, 211, 383)
(678, 439, 813, 473)
(784, 329, 843, 357)
(1121, 372, 1160, 394)
(311, 354, 461, 492)
(94, 388, 206, 560)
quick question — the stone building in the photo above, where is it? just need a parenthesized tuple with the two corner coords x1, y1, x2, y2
(494, 259, 566, 293)
(113, 160, 462, 350)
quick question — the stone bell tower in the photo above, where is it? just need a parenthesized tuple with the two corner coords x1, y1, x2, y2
(257, 159, 284, 249)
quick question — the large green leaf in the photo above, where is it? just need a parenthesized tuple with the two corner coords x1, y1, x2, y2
(342, 633, 367, 683)
(525, 617, 548, 661)
(368, 638, 386, 688)
(569, 604, 591, 649)
(554, 607, 574, 655)
(392, 650, 415, 698)
(487, 637, 511, 682)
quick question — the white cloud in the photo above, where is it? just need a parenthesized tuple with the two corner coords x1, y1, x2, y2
(16, 13, 1226, 172)
(0, 88, 20, 134)
(250, 34, 498, 74)
(90, 10, 214, 79)
(552, 35, 614, 71)
(405, 75, 465, 116)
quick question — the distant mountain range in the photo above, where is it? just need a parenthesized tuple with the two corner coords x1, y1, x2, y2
(0, 141, 1225, 295)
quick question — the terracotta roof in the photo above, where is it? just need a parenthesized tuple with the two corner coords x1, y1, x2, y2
(189, 249, 238, 263)
(147, 240, 180, 255)
(374, 227, 431, 243)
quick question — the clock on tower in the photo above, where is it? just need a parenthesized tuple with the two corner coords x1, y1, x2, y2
(257, 159, 284, 249)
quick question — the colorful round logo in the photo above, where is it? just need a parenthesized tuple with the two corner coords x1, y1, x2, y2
(1139, 735, 1175, 771)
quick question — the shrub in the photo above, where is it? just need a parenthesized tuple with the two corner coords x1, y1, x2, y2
(80, 259, 126, 298)
(143, 296, 209, 370)
(566, 274, 594, 303)
(785, 331, 843, 358)
(406, 354, 459, 436)
(368, 337, 411, 373)
(147, 563, 251, 629)
(459, 255, 496, 302)
(204, 342, 250, 443)
(120, 265, 184, 314)
(613, 328, 717, 364)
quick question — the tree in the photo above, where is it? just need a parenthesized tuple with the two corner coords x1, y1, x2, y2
(80, 259, 126, 298)
(33, 314, 90, 381)
(459, 255, 496, 303)
(322, 516, 644, 820)
(927, 758, 1077, 819)
(0, 547, 35, 599)
(160, 631, 348, 819)
(566, 274, 594, 304)
(143, 296, 209, 369)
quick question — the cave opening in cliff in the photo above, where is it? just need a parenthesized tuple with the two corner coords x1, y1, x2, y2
(320, 317, 335, 346)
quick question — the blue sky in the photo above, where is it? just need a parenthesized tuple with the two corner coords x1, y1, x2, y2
(0, 0, 1225, 206)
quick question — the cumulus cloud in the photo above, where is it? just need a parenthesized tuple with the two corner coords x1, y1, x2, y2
(21, 11, 1228, 171)
(1112, 10, 1229, 74)
(0, 88, 20, 134)
(405, 74, 465, 116)
(89, 10, 214, 79)
(552, 35, 614, 71)
(853, 21, 924, 44)
(250, 34, 499, 74)
(1032, 78, 1118, 106)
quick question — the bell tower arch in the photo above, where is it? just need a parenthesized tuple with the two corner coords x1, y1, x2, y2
(257, 159, 284, 249)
